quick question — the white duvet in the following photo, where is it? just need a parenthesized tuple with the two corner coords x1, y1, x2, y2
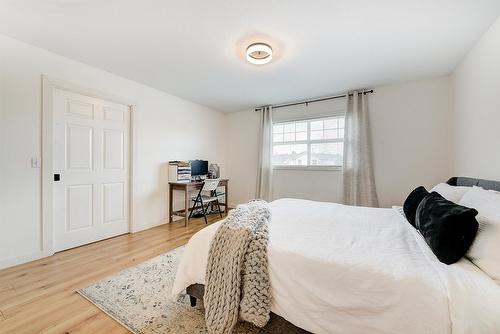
(172, 198, 500, 334)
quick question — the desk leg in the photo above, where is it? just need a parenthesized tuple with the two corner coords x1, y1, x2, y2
(169, 185, 173, 223)
(184, 188, 189, 227)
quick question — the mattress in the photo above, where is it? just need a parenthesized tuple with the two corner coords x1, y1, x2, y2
(172, 198, 500, 333)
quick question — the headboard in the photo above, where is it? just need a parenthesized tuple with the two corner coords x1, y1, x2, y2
(447, 177, 500, 192)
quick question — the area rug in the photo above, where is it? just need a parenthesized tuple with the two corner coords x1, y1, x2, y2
(77, 246, 263, 334)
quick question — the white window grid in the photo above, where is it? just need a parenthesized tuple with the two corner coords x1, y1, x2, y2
(272, 115, 345, 167)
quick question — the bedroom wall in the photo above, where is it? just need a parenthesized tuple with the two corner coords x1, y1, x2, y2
(0, 34, 227, 269)
(225, 76, 452, 208)
(451, 16, 500, 181)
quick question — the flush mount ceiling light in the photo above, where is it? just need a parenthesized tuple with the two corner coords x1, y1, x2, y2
(246, 43, 273, 65)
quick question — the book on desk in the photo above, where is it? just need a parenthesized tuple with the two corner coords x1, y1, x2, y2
(168, 161, 192, 183)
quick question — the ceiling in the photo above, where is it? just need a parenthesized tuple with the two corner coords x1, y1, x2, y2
(1, 0, 499, 112)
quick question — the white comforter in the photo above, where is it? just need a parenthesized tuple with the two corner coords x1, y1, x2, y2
(172, 198, 500, 334)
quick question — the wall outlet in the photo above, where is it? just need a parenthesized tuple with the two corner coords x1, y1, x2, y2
(31, 157, 40, 168)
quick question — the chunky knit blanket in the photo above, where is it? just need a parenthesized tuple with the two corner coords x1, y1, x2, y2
(204, 200, 271, 334)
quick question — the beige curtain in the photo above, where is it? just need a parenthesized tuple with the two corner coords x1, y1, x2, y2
(343, 91, 379, 207)
(256, 106, 273, 201)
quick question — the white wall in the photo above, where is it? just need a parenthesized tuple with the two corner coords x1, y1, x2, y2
(451, 16, 500, 180)
(226, 76, 452, 208)
(370, 77, 452, 207)
(0, 35, 226, 268)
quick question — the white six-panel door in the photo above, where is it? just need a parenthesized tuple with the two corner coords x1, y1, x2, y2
(52, 88, 130, 252)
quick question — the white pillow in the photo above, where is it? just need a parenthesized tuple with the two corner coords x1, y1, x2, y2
(459, 186, 500, 283)
(430, 183, 470, 203)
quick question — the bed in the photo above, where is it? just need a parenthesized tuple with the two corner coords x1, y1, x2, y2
(172, 177, 500, 333)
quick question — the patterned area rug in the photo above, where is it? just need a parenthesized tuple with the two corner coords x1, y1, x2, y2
(77, 246, 262, 334)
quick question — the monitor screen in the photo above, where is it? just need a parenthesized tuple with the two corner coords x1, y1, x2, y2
(190, 160, 208, 176)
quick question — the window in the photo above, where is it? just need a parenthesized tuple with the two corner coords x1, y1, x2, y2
(272, 116, 344, 167)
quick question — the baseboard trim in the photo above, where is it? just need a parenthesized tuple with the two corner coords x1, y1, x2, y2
(0, 250, 53, 270)
(131, 219, 168, 233)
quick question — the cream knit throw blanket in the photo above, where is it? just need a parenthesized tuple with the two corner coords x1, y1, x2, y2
(204, 200, 271, 334)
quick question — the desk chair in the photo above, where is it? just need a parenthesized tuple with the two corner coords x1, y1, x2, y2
(188, 179, 223, 224)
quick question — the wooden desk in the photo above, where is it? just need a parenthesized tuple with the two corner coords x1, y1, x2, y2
(169, 179, 229, 227)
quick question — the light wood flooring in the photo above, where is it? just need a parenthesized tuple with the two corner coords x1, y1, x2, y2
(0, 214, 225, 334)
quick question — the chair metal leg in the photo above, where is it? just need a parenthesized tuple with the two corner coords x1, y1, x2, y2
(200, 198, 208, 224)
(216, 199, 223, 218)
(188, 195, 199, 220)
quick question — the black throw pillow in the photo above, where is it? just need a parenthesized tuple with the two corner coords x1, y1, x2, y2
(403, 186, 429, 227)
(415, 192, 479, 265)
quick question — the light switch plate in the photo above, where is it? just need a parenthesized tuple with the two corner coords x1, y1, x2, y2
(31, 157, 40, 168)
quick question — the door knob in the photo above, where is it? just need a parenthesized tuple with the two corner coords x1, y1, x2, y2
(54, 174, 61, 181)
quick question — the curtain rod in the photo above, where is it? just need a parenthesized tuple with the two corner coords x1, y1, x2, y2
(254, 89, 374, 112)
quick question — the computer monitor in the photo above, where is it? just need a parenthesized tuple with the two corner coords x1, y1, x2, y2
(190, 160, 208, 178)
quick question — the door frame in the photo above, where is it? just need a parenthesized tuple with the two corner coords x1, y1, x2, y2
(41, 75, 137, 256)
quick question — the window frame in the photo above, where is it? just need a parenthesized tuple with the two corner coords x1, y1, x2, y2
(271, 114, 345, 171)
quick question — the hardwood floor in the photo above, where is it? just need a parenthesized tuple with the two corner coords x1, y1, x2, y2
(0, 214, 225, 334)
